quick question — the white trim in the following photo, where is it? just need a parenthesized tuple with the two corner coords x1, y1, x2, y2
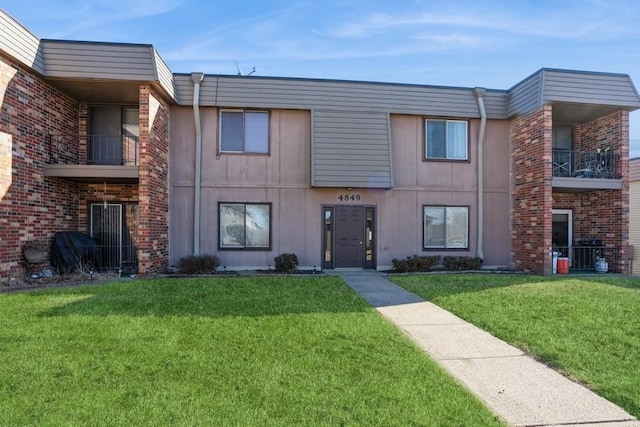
(552, 209, 573, 264)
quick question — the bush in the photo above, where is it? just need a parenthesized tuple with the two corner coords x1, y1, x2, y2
(443, 256, 483, 271)
(177, 254, 220, 274)
(392, 255, 441, 273)
(274, 253, 298, 273)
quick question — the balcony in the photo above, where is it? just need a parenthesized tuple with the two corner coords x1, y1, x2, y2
(553, 245, 621, 273)
(43, 134, 139, 183)
(552, 149, 622, 192)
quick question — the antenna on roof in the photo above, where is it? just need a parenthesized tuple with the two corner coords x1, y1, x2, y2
(234, 61, 256, 76)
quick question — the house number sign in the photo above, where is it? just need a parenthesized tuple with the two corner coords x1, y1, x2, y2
(337, 194, 361, 201)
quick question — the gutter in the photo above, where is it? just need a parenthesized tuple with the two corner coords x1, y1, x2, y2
(191, 72, 204, 255)
(474, 88, 486, 260)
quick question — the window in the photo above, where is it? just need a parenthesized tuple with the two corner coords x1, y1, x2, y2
(220, 110, 269, 153)
(219, 203, 271, 249)
(423, 206, 469, 249)
(425, 119, 468, 160)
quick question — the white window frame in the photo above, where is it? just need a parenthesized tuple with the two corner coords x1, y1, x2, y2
(423, 206, 469, 249)
(425, 119, 468, 160)
(219, 109, 269, 154)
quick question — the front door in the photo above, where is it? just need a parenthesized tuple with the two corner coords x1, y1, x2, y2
(323, 205, 376, 269)
(335, 206, 364, 268)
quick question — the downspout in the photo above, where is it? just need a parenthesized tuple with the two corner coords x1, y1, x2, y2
(474, 88, 486, 260)
(191, 72, 204, 255)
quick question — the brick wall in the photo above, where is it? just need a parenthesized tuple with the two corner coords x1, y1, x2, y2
(138, 85, 169, 274)
(0, 53, 79, 283)
(511, 106, 553, 274)
(77, 183, 139, 231)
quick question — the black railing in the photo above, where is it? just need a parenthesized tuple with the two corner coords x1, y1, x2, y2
(47, 134, 139, 166)
(552, 149, 619, 179)
(553, 246, 619, 272)
(54, 243, 138, 275)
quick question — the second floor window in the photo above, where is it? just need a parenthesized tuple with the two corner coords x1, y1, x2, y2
(220, 110, 269, 154)
(425, 119, 468, 160)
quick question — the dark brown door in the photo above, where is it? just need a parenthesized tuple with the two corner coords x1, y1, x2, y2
(334, 206, 364, 268)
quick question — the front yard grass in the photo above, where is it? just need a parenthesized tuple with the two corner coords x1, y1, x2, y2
(0, 277, 501, 426)
(391, 274, 640, 418)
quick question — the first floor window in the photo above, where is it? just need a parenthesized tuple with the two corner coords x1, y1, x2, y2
(219, 203, 271, 249)
(425, 119, 468, 160)
(220, 110, 269, 154)
(423, 206, 469, 249)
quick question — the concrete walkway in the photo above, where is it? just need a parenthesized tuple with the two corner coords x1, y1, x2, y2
(332, 270, 639, 427)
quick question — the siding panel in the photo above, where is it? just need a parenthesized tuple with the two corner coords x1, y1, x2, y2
(175, 75, 505, 119)
(542, 70, 640, 108)
(41, 40, 156, 80)
(507, 70, 541, 117)
(312, 110, 393, 188)
(153, 49, 175, 100)
(0, 10, 44, 72)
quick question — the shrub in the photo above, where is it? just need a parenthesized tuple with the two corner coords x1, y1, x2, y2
(443, 256, 483, 271)
(274, 253, 298, 273)
(392, 255, 441, 273)
(177, 254, 220, 274)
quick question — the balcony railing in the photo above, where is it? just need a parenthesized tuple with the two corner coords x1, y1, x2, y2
(552, 149, 620, 179)
(52, 243, 138, 275)
(48, 134, 139, 166)
(553, 246, 620, 273)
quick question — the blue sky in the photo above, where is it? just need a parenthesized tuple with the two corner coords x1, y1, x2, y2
(3, 0, 640, 154)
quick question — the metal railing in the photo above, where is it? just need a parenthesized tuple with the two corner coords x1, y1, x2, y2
(553, 246, 620, 272)
(552, 149, 619, 179)
(52, 243, 138, 275)
(47, 134, 139, 166)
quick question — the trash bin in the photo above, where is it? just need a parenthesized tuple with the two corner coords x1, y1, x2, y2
(557, 257, 569, 275)
(552, 251, 560, 274)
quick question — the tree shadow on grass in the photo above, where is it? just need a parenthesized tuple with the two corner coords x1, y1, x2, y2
(36, 276, 370, 319)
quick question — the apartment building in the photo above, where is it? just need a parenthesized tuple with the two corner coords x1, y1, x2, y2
(1, 8, 639, 282)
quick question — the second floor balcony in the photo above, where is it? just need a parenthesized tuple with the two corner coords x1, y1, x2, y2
(43, 134, 139, 183)
(552, 149, 622, 192)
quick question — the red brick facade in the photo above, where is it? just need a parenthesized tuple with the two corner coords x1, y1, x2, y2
(552, 111, 630, 273)
(511, 106, 553, 274)
(0, 54, 171, 283)
(511, 108, 630, 275)
(138, 86, 170, 275)
(0, 53, 79, 283)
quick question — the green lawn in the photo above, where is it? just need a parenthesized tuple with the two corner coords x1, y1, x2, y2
(391, 274, 640, 418)
(0, 277, 501, 426)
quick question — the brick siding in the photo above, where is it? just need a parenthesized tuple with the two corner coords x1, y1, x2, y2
(0, 53, 79, 283)
(137, 85, 170, 275)
(553, 111, 629, 273)
(511, 106, 553, 274)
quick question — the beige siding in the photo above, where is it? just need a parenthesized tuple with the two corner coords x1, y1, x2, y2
(312, 110, 392, 188)
(41, 40, 156, 80)
(169, 107, 512, 269)
(0, 9, 43, 72)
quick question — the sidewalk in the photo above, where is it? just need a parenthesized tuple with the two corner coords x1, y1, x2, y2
(333, 270, 640, 427)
